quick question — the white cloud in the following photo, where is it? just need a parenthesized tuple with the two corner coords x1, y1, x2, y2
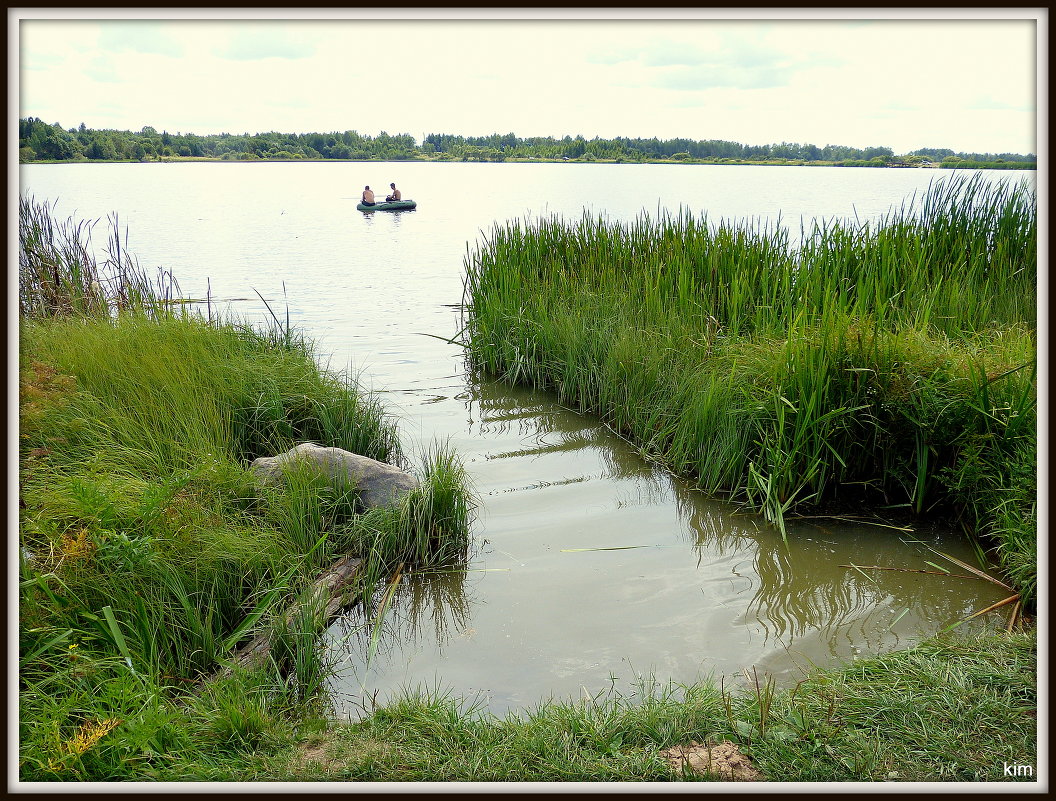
(15, 15, 1040, 155)
(97, 22, 184, 57)
(83, 55, 121, 83)
(214, 26, 318, 61)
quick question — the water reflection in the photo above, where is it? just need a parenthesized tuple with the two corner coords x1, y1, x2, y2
(748, 519, 999, 648)
(333, 567, 472, 663)
(674, 482, 761, 553)
(326, 369, 1008, 715)
(397, 568, 472, 648)
(467, 374, 674, 494)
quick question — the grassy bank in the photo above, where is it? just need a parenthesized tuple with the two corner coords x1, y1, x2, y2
(20, 626, 1035, 782)
(149, 630, 1038, 782)
(18, 197, 474, 780)
(462, 173, 1037, 604)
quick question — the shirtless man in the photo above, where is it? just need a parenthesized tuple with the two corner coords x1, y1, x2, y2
(361, 185, 375, 205)
(385, 183, 401, 201)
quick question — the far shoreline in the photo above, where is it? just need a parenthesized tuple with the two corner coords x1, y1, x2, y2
(21, 155, 1035, 170)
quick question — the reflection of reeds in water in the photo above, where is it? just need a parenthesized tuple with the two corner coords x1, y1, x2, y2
(745, 524, 1003, 647)
(486, 431, 604, 461)
(466, 370, 678, 497)
(334, 565, 471, 664)
(595, 440, 669, 487)
(492, 475, 595, 497)
(673, 483, 762, 555)
(393, 568, 472, 646)
(466, 372, 579, 439)
(751, 538, 862, 642)
(749, 543, 880, 645)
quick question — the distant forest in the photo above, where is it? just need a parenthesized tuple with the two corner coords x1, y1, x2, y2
(18, 117, 1037, 169)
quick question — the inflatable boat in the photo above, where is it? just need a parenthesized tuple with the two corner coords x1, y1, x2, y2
(357, 199, 417, 212)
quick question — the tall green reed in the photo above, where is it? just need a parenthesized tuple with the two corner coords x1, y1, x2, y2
(19, 195, 180, 320)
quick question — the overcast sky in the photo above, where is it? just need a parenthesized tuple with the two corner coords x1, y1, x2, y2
(13, 10, 1042, 156)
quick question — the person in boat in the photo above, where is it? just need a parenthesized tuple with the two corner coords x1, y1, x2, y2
(361, 186, 375, 206)
(385, 183, 402, 202)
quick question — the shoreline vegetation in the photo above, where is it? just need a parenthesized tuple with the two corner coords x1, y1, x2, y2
(18, 196, 475, 780)
(462, 173, 1037, 604)
(19, 118, 1036, 170)
(19, 182, 1037, 783)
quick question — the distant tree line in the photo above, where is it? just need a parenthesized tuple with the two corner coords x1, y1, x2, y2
(422, 132, 905, 163)
(19, 118, 1038, 167)
(18, 118, 418, 162)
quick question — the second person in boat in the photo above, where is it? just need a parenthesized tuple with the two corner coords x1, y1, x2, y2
(385, 183, 401, 202)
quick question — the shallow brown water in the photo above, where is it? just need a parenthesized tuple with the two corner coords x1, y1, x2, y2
(323, 377, 1009, 716)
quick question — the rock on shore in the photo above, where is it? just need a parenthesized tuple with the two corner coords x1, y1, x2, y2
(250, 442, 419, 509)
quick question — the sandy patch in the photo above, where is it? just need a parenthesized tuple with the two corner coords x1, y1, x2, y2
(660, 740, 764, 781)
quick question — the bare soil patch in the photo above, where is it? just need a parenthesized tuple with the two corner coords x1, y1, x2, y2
(660, 740, 764, 781)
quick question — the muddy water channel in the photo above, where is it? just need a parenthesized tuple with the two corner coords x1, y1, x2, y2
(326, 378, 1007, 715)
(21, 161, 1028, 716)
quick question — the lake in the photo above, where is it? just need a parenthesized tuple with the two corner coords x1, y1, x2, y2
(19, 161, 1033, 716)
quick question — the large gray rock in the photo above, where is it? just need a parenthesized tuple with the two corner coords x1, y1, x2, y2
(250, 442, 419, 508)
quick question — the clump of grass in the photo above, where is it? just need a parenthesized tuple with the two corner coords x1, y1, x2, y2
(462, 175, 1036, 599)
(331, 444, 476, 619)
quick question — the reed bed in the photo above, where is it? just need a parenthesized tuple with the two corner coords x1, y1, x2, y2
(18, 203, 475, 780)
(462, 174, 1036, 596)
(19, 195, 181, 320)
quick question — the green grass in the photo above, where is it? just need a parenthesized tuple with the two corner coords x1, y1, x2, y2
(462, 173, 1037, 601)
(124, 629, 1034, 782)
(18, 317, 476, 779)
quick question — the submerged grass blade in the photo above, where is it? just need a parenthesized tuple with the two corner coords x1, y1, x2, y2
(363, 563, 405, 681)
(886, 608, 910, 632)
(845, 562, 879, 584)
(925, 547, 1013, 590)
(943, 594, 1021, 633)
(793, 515, 914, 533)
(560, 545, 676, 553)
(838, 564, 983, 581)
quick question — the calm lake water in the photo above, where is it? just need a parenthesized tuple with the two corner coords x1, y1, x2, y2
(20, 162, 1032, 716)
